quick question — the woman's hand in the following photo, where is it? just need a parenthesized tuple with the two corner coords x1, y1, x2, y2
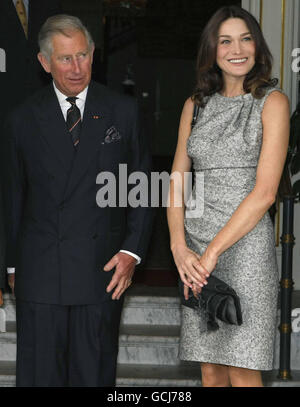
(171, 244, 210, 298)
(199, 248, 218, 275)
(191, 248, 219, 296)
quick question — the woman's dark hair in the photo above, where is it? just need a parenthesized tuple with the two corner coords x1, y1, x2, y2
(192, 5, 277, 106)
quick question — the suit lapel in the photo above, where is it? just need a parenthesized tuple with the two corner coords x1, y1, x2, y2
(2, 0, 27, 44)
(35, 84, 75, 175)
(63, 82, 110, 201)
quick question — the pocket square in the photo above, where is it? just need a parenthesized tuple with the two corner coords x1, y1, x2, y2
(104, 126, 122, 144)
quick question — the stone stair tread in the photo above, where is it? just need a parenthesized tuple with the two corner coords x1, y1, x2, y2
(0, 361, 15, 376)
(116, 365, 300, 387)
(4, 321, 16, 332)
(0, 324, 180, 338)
(1, 285, 179, 302)
(117, 363, 300, 382)
(117, 362, 202, 380)
(0, 361, 299, 387)
(291, 291, 300, 309)
(0, 324, 181, 352)
(117, 366, 300, 387)
(0, 361, 202, 380)
(3, 287, 300, 305)
(119, 324, 180, 338)
(125, 284, 179, 299)
(262, 369, 300, 383)
(0, 322, 163, 338)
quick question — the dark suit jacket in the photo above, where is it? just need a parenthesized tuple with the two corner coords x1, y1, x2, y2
(0, 0, 62, 119)
(0, 184, 6, 290)
(4, 81, 153, 305)
(0, 1, 62, 274)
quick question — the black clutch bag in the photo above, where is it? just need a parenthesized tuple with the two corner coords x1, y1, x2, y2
(179, 275, 243, 332)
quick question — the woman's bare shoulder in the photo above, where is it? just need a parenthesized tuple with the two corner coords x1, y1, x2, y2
(262, 91, 289, 124)
(263, 90, 289, 111)
(181, 97, 194, 123)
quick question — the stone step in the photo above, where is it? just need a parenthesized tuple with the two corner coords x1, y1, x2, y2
(118, 325, 180, 366)
(0, 295, 16, 330)
(1, 287, 300, 367)
(122, 286, 180, 326)
(1, 321, 300, 369)
(117, 364, 300, 387)
(0, 361, 15, 387)
(0, 323, 181, 365)
(2, 287, 300, 327)
(1, 287, 181, 326)
(0, 361, 299, 387)
(117, 363, 202, 387)
(0, 322, 17, 362)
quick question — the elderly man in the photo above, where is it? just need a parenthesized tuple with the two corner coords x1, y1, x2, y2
(4, 14, 152, 387)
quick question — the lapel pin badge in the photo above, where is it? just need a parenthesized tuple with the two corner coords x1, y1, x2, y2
(92, 115, 100, 119)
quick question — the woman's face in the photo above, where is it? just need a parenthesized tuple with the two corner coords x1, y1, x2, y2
(216, 18, 256, 82)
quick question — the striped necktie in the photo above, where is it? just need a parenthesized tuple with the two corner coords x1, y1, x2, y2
(66, 97, 81, 148)
(15, 0, 28, 38)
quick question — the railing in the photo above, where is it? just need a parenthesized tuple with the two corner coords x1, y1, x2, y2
(278, 166, 295, 380)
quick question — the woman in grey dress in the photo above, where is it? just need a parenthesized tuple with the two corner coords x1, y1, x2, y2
(167, 6, 290, 387)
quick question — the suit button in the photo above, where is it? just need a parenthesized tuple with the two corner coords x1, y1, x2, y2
(59, 203, 64, 210)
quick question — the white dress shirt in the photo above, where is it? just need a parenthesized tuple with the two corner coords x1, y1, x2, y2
(53, 81, 87, 121)
(7, 82, 140, 274)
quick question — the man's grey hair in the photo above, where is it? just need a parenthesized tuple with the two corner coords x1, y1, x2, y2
(38, 14, 94, 60)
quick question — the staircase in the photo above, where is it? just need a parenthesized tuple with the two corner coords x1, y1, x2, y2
(0, 285, 300, 387)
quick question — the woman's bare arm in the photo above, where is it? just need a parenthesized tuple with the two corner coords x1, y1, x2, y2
(167, 98, 210, 291)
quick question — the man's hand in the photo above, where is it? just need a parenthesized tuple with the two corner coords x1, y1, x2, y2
(104, 252, 136, 300)
(0, 289, 3, 306)
(8, 274, 15, 296)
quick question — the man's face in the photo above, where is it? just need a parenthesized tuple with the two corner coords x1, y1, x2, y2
(38, 30, 94, 96)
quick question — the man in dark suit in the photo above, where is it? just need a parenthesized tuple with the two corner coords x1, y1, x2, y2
(4, 14, 153, 386)
(0, 0, 62, 295)
(0, 0, 62, 118)
(0, 186, 6, 306)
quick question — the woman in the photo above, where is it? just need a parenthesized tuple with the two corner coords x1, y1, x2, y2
(167, 5, 290, 387)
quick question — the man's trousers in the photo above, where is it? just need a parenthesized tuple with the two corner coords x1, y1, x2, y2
(15, 298, 124, 386)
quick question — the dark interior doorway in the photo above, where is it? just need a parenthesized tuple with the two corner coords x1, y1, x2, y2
(101, 0, 241, 286)
(62, 0, 241, 286)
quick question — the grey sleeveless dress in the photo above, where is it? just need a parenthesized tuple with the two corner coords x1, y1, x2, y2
(179, 88, 280, 371)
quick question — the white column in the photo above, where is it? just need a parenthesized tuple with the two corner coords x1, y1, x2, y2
(241, 0, 261, 22)
(261, 0, 300, 290)
(284, 0, 300, 112)
(243, 0, 300, 289)
(243, 0, 299, 111)
(260, 0, 283, 85)
(262, 0, 299, 111)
